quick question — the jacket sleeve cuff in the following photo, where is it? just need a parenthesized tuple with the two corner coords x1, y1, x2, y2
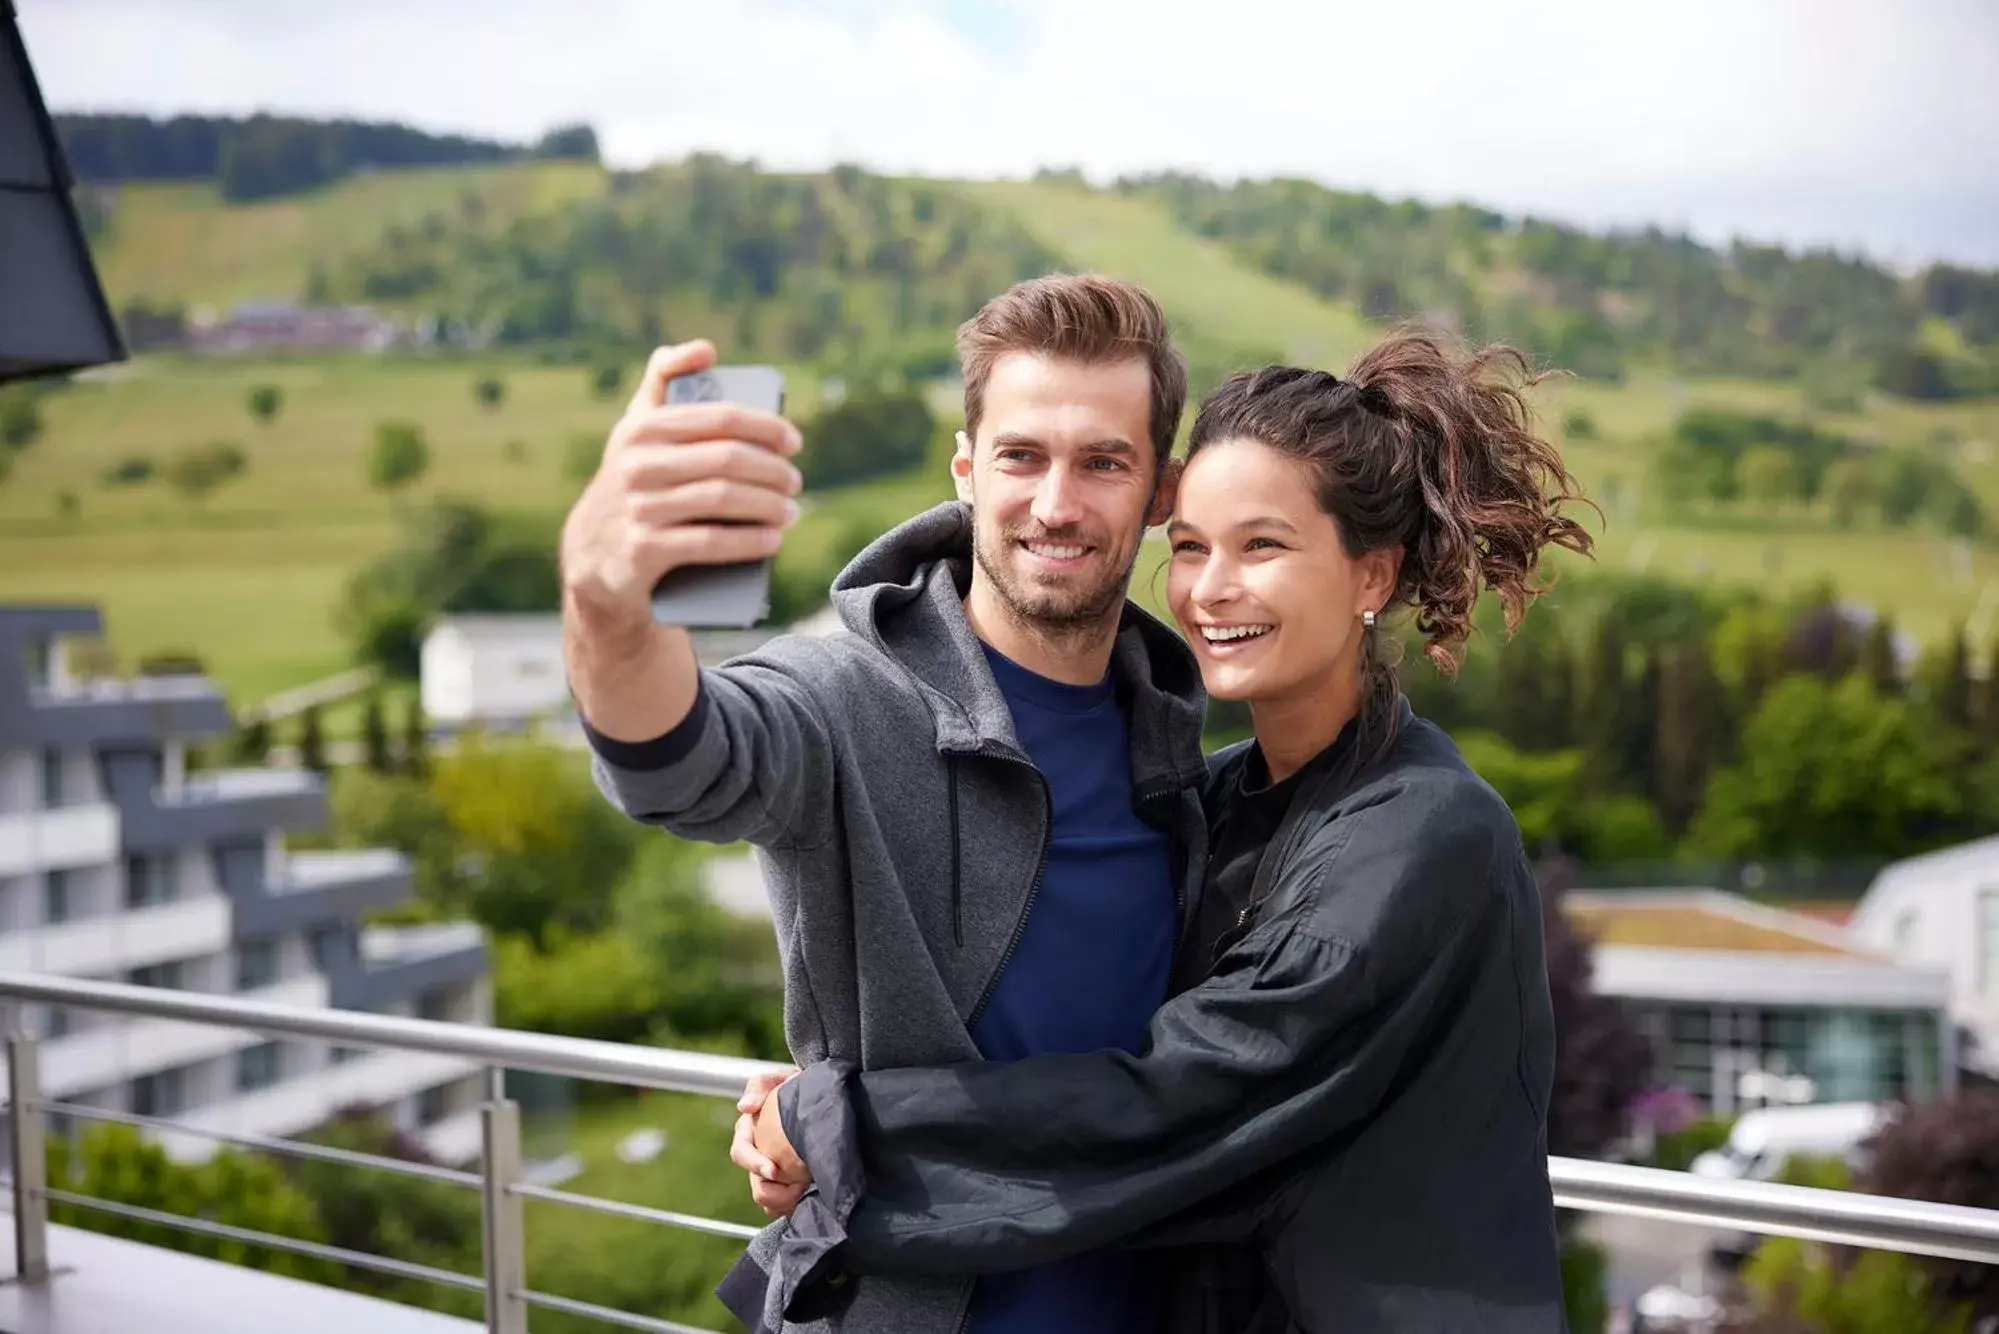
(766, 1060, 865, 1325)
(578, 675, 714, 772)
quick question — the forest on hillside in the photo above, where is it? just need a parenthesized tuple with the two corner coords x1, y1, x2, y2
(1116, 171, 1999, 397)
(55, 112, 598, 202)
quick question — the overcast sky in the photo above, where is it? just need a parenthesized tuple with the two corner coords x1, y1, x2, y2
(18, 0, 1999, 268)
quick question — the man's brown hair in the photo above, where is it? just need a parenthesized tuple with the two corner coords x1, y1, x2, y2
(956, 273, 1188, 471)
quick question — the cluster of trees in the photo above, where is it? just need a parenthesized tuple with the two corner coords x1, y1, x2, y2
(321, 155, 1063, 374)
(0, 382, 45, 485)
(1651, 407, 1986, 538)
(55, 113, 599, 202)
(1364, 572, 1999, 870)
(1115, 172, 1999, 393)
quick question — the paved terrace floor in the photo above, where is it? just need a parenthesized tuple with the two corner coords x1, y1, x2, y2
(0, 1210, 479, 1334)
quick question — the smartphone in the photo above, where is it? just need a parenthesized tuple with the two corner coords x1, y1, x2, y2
(649, 365, 788, 628)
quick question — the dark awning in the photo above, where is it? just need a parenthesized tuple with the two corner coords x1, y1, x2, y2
(0, 3, 125, 384)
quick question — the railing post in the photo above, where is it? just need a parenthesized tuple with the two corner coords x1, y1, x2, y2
(6, 1034, 49, 1283)
(480, 1071, 526, 1334)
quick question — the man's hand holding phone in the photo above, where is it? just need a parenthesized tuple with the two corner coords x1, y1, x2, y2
(559, 339, 802, 637)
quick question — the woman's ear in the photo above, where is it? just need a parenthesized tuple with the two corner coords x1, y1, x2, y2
(1356, 546, 1401, 618)
(951, 430, 975, 505)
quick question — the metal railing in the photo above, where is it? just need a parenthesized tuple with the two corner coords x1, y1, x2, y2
(2, 970, 1998, 1334)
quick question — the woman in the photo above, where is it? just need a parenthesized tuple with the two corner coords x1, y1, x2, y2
(731, 328, 1596, 1333)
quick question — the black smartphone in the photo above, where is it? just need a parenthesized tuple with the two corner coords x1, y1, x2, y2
(649, 365, 788, 628)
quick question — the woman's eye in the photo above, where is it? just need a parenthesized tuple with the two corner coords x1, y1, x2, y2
(1171, 540, 1205, 555)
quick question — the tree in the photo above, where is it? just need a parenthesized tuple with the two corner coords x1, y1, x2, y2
(800, 391, 935, 489)
(590, 363, 624, 399)
(1979, 636, 1999, 753)
(297, 704, 328, 773)
(1822, 457, 1877, 529)
(1536, 858, 1655, 1161)
(1923, 624, 1975, 730)
(1859, 616, 1901, 697)
(400, 697, 429, 777)
(1652, 642, 1725, 835)
(360, 692, 392, 773)
(0, 388, 42, 450)
(1687, 675, 1967, 859)
(368, 421, 430, 493)
(1738, 445, 1796, 507)
(426, 738, 641, 947)
(473, 376, 506, 410)
(232, 716, 272, 764)
(1856, 1094, 1999, 1320)
(166, 441, 245, 506)
(247, 384, 283, 425)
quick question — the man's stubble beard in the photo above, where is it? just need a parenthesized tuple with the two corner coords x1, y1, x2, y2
(971, 514, 1140, 656)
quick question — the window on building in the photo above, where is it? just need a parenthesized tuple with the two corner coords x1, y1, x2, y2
(39, 750, 65, 807)
(419, 1083, 452, 1125)
(42, 869, 71, 925)
(124, 853, 177, 909)
(1981, 889, 1999, 995)
(131, 1067, 185, 1119)
(418, 988, 452, 1023)
(236, 938, 280, 991)
(309, 925, 347, 972)
(42, 1007, 69, 1041)
(128, 960, 184, 990)
(236, 1042, 282, 1092)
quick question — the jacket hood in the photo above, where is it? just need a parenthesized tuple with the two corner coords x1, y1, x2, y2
(829, 501, 1207, 793)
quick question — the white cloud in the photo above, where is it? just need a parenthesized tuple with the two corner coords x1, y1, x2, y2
(17, 0, 1999, 264)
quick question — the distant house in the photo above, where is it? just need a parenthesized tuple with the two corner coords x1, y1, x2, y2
(184, 301, 408, 355)
(1570, 889, 1953, 1115)
(419, 606, 843, 733)
(1848, 836, 1999, 1078)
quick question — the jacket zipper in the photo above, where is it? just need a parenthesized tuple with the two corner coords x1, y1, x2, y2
(947, 755, 964, 947)
(963, 745, 1053, 1032)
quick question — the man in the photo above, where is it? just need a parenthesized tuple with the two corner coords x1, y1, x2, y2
(560, 274, 1210, 1334)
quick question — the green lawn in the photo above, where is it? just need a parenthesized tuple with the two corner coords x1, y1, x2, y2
(518, 1089, 770, 1333)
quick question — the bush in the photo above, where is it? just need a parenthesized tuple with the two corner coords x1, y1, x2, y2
(369, 420, 430, 492)
(1559, 1239, 1609, 1334)
(247, 384, 283, 424)
(101, 454, 156, 487)
(474, 375, 506, 409)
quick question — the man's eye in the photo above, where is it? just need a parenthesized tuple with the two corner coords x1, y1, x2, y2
(1246, 538, 1285, 552)
(1089, 457, 1127, 471)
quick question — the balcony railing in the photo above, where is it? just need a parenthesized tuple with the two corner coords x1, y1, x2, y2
(1, 970, 1998, 1334)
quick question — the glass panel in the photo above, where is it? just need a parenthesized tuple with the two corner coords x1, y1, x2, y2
(41, 869, 69, 925)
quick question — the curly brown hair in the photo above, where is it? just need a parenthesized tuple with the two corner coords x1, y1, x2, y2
(1188, 326, 1597, 753)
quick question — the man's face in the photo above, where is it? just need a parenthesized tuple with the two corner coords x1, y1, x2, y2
(956, 353, 1167, 631)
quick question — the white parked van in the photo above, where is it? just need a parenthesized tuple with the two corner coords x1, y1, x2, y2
(1690, 1101, 1891, 1182)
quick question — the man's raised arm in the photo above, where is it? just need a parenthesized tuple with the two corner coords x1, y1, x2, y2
(560, 339, 825, 846)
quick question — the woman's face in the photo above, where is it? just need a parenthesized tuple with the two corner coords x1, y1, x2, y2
(1166, 438, 1393, 703)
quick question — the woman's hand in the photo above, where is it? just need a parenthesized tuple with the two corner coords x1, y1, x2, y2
(731, 1070, 812, 1218)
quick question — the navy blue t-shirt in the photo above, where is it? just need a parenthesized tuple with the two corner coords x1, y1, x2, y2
(965, 644, 1178, 1334)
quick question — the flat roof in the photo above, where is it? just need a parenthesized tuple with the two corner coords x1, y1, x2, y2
(1567, 902, 1865, 957)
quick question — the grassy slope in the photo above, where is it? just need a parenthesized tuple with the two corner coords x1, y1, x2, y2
(92, 161, 609, 308)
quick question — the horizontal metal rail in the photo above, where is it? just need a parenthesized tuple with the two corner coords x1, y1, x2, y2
(519, 1287, 720, 1334)
(39, 1100, 483, 1188)
(1550, 1157, 1999, 1266)
(36, 1187, 484, 1292)
(9, 969, 1999, 1273)
(0, 970, 777, 1096)
(512, 1181, 762, 1242)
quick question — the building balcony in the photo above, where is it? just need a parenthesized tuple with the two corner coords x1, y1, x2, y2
(0, 894, 230, 980)
(331, 923, 487, 1013)
(4, 677, 233, 751)
(0, 803, 118, 879)
(226, 847, 413, 937)
(114, 767, 325, 854)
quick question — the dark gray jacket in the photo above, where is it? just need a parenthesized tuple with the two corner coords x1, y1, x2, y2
(584, 501, 1212, 1333)
(762, 699, 1567, 1333)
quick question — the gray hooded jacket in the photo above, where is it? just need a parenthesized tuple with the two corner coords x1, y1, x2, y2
(584, 501, 1212, 1333)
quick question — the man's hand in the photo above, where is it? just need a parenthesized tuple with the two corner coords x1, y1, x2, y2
(560, 340, 804, 634)
(732, 1070, 811, 1219)
(560, 339, 805, 742)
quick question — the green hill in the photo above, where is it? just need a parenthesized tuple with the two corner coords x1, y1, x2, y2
(5, 159, 1996, 704)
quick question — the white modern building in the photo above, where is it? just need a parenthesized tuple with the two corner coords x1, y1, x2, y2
(1569, 889, 1954, 1115)
(419, 606, 843, 732)
(0, 604, 491, 1165)
(1848, 835, 1999, 1078)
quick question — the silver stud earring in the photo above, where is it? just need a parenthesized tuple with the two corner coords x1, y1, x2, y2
(1362, 609, 1377, 629)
